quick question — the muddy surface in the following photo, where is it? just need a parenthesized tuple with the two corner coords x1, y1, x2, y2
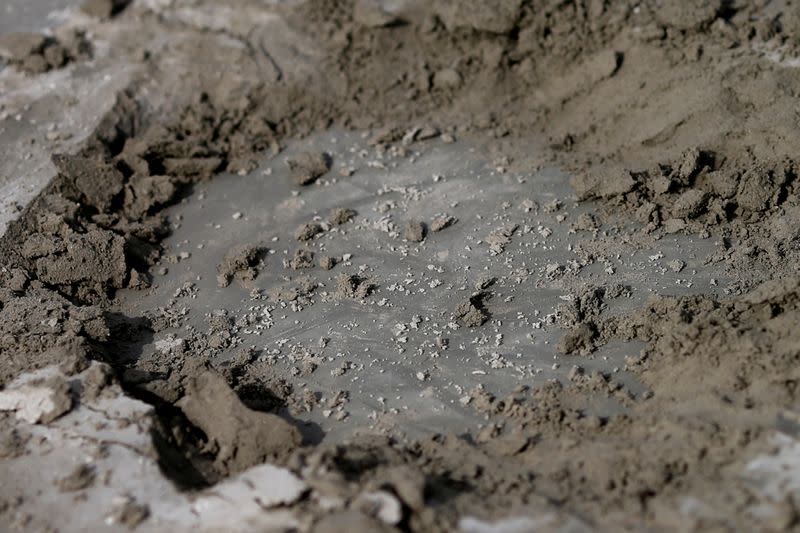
(117, 129, 727, 445)
(2, 0, 800, 531)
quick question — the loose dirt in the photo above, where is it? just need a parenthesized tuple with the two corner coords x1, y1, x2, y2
(2, 0, 800, 531)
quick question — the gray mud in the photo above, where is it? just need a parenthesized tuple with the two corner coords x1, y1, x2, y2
(117, 130, 728, 441)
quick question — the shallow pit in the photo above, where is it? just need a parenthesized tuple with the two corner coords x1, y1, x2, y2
(116, 129, 729, 442)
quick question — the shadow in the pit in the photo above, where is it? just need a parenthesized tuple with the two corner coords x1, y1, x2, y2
(285, 410, 325, 446)
(91, 378, 220, 490)
(167, 181, 200, 206)
(102, 311, 154, 365)
(100, 311, 219, 489)
(137, 382, 325, 489)
(235, 381, 326, 446)
(424, 473, 473, 506)
(102, 311, 326, 489)
(148, 405, 217, 490)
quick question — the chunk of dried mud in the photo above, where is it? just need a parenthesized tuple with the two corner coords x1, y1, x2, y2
(2, 268, 29, 294)
(57, 464, 96, 492)
(557, 322, 599, 355)
(328, 208, 357, 225)
(81, 362, 115, 402)
(668, 259, 686, 273)
(570, 166, 636, 201)
(677, 147, 704, 183)
(736, 165, 780, 212)
(402, 220, 427, 242)
(558, 285, 629, 336)
(52, 154, 124, 211)
(269, 276, 318, 303)
(176, 371, 301, 474)
(288, 249, 315, 270)
(411, 125, 440, 142)
(123, 176, 178, 219)
(287, 152, 331, 186)
(216, 244, 266, 287)
(21, 229, 127, 297)
(485, 224, 518, 254)
(295, 222, 324, 241)
(0, 326, 97, 386)
(574, 150, 794, 239)
(127, 269, 151, 289)
(571, 212, 600, 232)
(474, 275, 496, 290)
(335, 273, 376, 299)
(320, 256, 339, 270)
(671, 189, 708, 219)
(453, 292, 491, 327)
(430, 214, 456, 232)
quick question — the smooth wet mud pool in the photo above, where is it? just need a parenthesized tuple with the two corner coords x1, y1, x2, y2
(115, 130, 730, 443)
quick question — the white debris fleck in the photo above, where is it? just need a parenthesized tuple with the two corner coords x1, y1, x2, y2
(0, 374, 72, 424)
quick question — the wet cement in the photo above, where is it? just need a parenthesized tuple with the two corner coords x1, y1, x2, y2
(118, 130, 729, 442)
